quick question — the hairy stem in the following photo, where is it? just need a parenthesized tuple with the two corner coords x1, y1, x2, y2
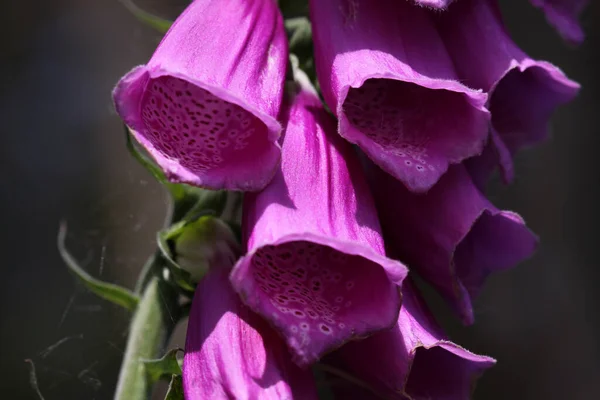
(114, 276, 179, 400)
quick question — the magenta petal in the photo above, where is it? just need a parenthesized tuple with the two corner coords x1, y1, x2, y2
(113, 0, 287, 190)
(326, 281, 495, 399)
(183, 267, 318, 400)
(531, 0, 588, 44)
(436, 0, 579, 184)
(310, 0, 489, 192)
(231, 75, 408, 366)
(368, 162, 538, 324)
(412, 0, 454, 9)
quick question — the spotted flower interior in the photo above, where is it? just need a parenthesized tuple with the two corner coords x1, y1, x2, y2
(246, 241, 396, 364)
(344, 79, 486, 181)
(140, 76, 270, 179)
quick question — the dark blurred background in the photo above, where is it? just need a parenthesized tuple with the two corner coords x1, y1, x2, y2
(0, 0, 598, 399)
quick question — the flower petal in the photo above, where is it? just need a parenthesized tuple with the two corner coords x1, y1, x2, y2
(367, 162, 538, 324)
(412, 0, 454, 9)
(325, 281, 495, 399)
(310, 0, 489, 192)
(434, 0, 579, 185)
(113, 0, 287, 190)
(231, 71, 408, 366)
(183, 267, 317, 400)
(531, 0, 588, 44)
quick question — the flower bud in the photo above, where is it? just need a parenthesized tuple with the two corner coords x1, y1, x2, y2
(173, 216, 240, 282)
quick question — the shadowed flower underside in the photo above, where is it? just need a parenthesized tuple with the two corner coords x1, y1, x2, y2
(433, 0, 579, 187)
(367, 163, 538, 324)
(326, 281, 495, 399)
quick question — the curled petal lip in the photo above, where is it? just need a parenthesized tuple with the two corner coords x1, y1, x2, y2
(503, 59, 580, 94)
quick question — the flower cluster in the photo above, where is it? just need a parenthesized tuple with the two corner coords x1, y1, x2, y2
(113, 0, 584, 398)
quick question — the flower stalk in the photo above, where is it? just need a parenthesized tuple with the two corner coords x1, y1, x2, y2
(114, 275, 179, 400)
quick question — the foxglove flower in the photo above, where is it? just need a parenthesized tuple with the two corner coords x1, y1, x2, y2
(325, 281, 495, 399)
(309, 0, 490, 192)
(231, 71, 408, 366)
(183, 266, 318, 399)
(434, 0, 579, 187)
(367, 163, 538, 324)
(531, 0, 588, 44)
(113, 0, 287, 191)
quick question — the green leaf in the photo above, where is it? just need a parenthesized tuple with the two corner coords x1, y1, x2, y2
(58, 222, 139, 311)
(120, 0, 173, 33)
(142, 348, 183, 384)
(165, 374, 184, 400)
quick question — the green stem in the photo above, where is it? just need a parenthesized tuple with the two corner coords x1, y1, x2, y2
(116, 190, 240, 399)
(114, 276, 179, 400)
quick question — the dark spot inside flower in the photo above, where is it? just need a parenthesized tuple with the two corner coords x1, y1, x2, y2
(140, 76, 271, 174)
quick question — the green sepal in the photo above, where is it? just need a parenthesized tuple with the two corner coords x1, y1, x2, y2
(120, 0, 173, 33)
(284, 18, 316, 89)
(125, 126, 226, 222)
(157, 222, 196, 293)
(124, 126, 185, 201)
(179, 190, 228, 222)
(142, 348, 183, 384)
(285, 17, 312, 52)
(58, 223, 139, 311)
(165, 374, 184, 400)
